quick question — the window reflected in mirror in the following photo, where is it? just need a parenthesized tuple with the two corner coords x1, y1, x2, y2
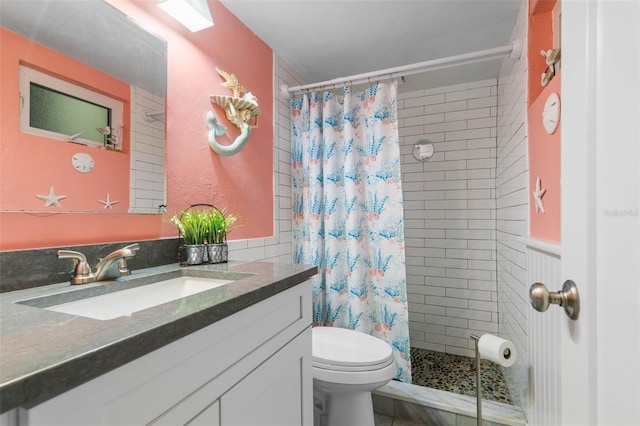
(20, 65, 124, 150)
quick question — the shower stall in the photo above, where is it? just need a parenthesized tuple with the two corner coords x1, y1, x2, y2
(280, 4, 529, 424)
(377, 9, 529, 424)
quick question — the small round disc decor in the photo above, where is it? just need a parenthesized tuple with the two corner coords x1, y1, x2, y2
(72, 153, 95, 173)
(542, 92, 561, 134)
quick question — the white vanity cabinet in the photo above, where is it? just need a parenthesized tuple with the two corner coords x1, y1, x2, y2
(14, 281, 312, 426)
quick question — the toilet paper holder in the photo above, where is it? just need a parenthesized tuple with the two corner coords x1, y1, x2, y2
(529, 279, 580, 320)
(469, 334, 516, 426)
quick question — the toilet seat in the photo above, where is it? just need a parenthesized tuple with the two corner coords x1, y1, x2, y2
(313, 358, 394, 372)
(312, 327, 394, 372)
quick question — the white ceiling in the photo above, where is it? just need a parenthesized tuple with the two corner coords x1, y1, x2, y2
(220, 0, 523, 92)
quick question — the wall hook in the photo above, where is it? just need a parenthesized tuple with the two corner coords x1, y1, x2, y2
(141, 110, 165, 123)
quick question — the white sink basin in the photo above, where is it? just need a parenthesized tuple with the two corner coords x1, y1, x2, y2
(45, 276, 233, 320)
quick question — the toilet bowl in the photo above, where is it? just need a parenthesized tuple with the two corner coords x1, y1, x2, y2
(312, 327, 397, 426)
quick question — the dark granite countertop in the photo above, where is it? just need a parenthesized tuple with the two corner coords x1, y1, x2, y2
(0, 261, 317, 413)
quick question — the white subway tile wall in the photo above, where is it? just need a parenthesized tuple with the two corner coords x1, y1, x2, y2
(129, 86, 166, 213)
(398, 4, 528, 408)
(496, 4, 529, 411)
(226, 55, 302, 263)
(398, 78, 499, 358)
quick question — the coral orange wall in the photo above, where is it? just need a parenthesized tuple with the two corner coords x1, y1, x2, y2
(0, 0, 274, 250)
(0, 28, 131, 214)
(527, 0, 561, 242)
(528, 0, 556, 106)
(528, 72, 561, 241)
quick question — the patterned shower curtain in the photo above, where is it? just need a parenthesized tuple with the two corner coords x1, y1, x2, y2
(291, 82, 411, 382)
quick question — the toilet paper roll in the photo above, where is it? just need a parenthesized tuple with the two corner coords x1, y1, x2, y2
(478, 334, 517, 367)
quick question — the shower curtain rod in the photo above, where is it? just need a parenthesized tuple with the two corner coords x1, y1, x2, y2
(280, 38, 522, 99)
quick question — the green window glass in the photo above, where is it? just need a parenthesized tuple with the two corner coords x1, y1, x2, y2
(29, 83, 111, 145)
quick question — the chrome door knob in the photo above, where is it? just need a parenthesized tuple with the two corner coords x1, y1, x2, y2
(529, 280, 580, 320)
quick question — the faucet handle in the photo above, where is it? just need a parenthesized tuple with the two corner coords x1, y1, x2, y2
(118, 259, 131, 276)
(122, 243, 140, 255)
(118, 243, 139, 276)
(57, 250, 94, 285)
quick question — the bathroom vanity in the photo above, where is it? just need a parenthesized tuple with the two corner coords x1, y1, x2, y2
(0, 261, 316, 425)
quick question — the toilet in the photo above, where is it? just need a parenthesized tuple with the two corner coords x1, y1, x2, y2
(312, 326, 397, 426)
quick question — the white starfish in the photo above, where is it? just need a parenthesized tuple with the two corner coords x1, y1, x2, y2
(36, 187, 67, 208)
(98, 193, 119, 209)
(533, 177, 546, 214)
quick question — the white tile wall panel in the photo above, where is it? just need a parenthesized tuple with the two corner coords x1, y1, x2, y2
(495, 2, 529, 416)
(446, 107, 492, 121)
(445, 128, 492, 141)
(445, 87, 492, 102)
(446, 288, 492, 301)
(468, 137, 497, 149)
(409, 303, 446, 316)
(404, 93, 446, 108)
(398, 46, 527, 374)
(468, 117, 498, 129)
(435, 140, 468, 152)
(425, 277, 469, 289)
(425, 100, 469, 115)
(468, 97, 498, 109)
(429, 120, 468, 133)
(445, 307, 492, 322)
(411, 323, 446, 335)
(398, 106, 426, 119)
(129, 86, 165, 214)
(445, 229, 494, 240)
(467, 320, 499, 333)
(399, 125, 425, 137)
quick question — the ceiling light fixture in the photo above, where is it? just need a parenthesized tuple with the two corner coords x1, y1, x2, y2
(157, 0, 213, 32)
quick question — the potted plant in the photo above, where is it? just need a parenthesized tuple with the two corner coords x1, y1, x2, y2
(203, 207, 238, 263)
(169, 209, 208, 265)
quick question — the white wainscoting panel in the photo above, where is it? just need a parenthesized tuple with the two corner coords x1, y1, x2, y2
(523, 238, 562, 426)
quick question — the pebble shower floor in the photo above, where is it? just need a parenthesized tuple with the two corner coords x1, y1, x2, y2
(410, 347, 513, 405)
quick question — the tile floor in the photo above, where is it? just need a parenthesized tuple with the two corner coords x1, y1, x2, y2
(373, 348, 515, 425)
(410, 347, 513, 404)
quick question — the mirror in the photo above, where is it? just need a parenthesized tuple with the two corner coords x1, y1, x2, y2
(0, 0, 167, 214)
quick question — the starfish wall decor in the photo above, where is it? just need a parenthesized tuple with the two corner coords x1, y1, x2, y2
(98, 193, 119, 209)
(35, 186, 67, 208)
(533, 177, 547, 214)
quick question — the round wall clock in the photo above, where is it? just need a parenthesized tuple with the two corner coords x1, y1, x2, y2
(72, 152, 95, 173)
(542, 92, 561, 134)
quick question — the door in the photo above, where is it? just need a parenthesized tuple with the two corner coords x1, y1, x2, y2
(561, 1, 639, 425)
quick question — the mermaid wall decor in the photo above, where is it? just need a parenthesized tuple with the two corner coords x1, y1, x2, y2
(207, 67, 261, 155)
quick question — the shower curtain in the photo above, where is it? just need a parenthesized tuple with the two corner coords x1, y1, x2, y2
(291, 82, 411, 382)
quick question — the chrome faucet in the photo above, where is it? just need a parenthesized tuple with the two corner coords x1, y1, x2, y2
(57, 243, 140, 285)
